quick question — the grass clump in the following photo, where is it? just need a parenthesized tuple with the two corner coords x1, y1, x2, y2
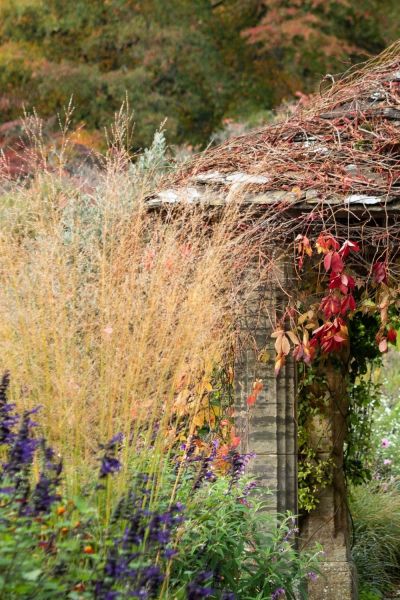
(351, 479, 400, 598)
(0, 113, 266, 498)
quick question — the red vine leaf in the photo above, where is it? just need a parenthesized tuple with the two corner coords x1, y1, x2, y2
(324, 251, 344, 273)
(295, 234, 313, 257)
(246, 379, 264, 405)
(312, 318, 348, 353)
(320, 294, 341, 319)
(316, 233, 339, 254)
(329, 272, 355, 295)
(246, 394, 256, 406)
(339, 240, 360, 258)
(340, 294, 356, 315)
(372, 261, 387, 284)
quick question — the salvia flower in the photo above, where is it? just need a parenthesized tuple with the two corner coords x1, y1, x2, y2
(187, 572, 214, 599)
(308, 571, 318, 582)
(99, 433, 123, 478)
(96, 475, 185, 599)
(0, 372, 18, 445)
(243, 480, 258, 496)
(192, 441, 219, 490)
(271, 588, 285, 599)
(226, 450, 255, 486)
(31, 440, 63, 514)
(3, 408, 40, 478)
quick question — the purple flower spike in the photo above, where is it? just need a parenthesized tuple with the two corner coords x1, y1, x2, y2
(99, 433, 123, 479)
(187, 572, 214, 599)
(226, 450, 255, 486)
(3, 410, 40, 476)
(0, 372, 18, 445)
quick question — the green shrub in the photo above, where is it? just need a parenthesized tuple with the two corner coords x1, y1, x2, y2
(169, 476, 320, 599)
(359, 586, 382, 600)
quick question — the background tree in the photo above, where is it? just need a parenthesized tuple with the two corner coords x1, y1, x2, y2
(0, 0, 399, 149)
(244, 0, 397, 93)
(0, 0, 271, 148)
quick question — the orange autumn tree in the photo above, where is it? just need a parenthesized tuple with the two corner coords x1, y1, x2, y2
(244, 0, 387, 93)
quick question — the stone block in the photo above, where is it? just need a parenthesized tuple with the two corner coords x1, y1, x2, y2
(308, 561, 357, 600)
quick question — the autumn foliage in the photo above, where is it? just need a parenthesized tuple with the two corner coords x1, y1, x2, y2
(0, 0, 399, 150)
(272, 231, 398, 376)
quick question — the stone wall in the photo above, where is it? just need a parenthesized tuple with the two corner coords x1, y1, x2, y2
(234, 261, 297, 513)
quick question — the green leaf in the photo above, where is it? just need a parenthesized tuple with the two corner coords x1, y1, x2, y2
(23, 569, 42, 582)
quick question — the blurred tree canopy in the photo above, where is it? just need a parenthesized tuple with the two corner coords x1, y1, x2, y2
(0, 0, 399, 149)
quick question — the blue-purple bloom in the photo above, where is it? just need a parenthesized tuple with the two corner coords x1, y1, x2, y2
(272, 588, 285, 599)
(225, 450, 255, 487)
(187, 571, 214, 599)
(95, 474, 185, 599)
(192, 440, 219, 490)
(0, 374, 63, 517)
(0, 372, 18, 445)
(31, 441, 62, 514)
(2, 408, 40, 478)
(99, 433, 123, 478)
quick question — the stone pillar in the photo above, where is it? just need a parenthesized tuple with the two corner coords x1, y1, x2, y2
(234, 258, 356, 599)
(301, 358, 357, 600)
(234, 260, 297, 513)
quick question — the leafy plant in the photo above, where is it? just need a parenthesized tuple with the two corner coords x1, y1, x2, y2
(170, 476, 320, 599)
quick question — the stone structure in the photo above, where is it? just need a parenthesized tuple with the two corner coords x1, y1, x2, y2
(233, 261, 356, 599)
(234, 260, 297, 515)
(149, 54, 400, 599)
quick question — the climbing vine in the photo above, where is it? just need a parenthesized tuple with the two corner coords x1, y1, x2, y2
(297, 365, 334, 513)
(271, 231, 400, 512)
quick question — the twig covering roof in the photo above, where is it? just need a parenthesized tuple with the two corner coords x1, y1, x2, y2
(150, 43, 400, 213)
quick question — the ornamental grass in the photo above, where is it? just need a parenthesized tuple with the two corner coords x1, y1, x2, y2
(351, 478, 400, 596)
(0, 112, 270, 504)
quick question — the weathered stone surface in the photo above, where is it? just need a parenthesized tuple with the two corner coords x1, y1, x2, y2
(234, 258, 297, 514)
(301, 357, 356, 600)
(234, 257, 356, 599)
(307, 561, 357, 600)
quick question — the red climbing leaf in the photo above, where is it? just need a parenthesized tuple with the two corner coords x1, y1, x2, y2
(320, 294, 341, 319)
(316, 233, 339, 254)
(340, 294, 356, 315)
(372, 261, 387, 284)
(312, 318, 348, 353)
(329, 272, 355, 295)
(323, 251, 343, 273)
(339, 240, 360, 258)
(246, 394, 256, 406)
